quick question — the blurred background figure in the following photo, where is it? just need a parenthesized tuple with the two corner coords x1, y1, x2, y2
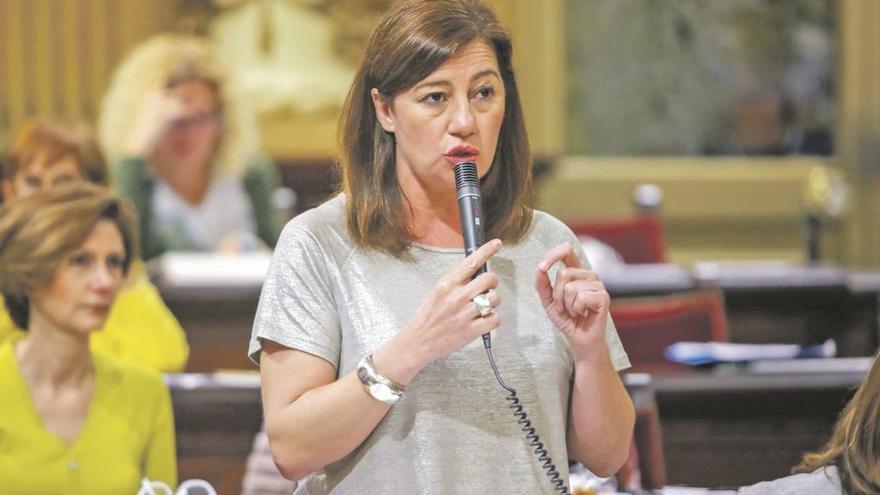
(0, 184, 177, 492)
(0, 120, 189, 373)
(240, 425, 297, 495)
(740, 350, 880, 494)
(99, 34, 281, 260)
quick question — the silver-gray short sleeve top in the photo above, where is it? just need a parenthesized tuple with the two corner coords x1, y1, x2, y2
(249, 195, 630, 494)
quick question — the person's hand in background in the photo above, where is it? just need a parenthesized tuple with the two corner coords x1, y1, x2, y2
(124, 90, 186, 158)
(241, 428, 298, 495)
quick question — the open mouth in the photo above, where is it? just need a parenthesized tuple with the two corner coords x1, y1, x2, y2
(445, 146, 480, 164)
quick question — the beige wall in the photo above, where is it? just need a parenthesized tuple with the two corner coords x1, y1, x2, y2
(0, 0, 565, 157)
(0, 0, 176, 147)
(839, 0, 880, 267)
(1, 0, 878, 265)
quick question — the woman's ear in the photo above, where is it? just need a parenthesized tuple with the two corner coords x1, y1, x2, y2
(371, 88, 395, 133)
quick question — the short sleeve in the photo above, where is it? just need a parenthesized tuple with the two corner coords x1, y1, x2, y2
(557, 226, 632, 372)
(248, 222, 341, 368)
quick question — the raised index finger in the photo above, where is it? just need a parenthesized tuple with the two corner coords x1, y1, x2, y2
(537, 242, 583, 273)
(452, 238, 503, 282)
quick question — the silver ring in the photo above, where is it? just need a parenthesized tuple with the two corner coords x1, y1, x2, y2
(472, 293, 493, 318)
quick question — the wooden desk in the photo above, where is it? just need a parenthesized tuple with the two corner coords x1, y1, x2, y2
(847, 270, 880, 356)
(651, 359, 869, 488)
(170, 372, 665, 493)
(167, 359, 870, 492)
(601, 263, 697, 296)
(160, 284, 261, 372)
(169, 373, 263, 494)
(153, 255, 880, 372)
(692, 263, 858, 354)
(604, 262, 879, 357)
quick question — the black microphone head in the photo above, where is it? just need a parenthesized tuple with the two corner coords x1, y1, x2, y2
(454, 161, 479, 192)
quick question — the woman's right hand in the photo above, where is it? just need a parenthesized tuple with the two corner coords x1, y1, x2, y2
(374, 239, 503, 383)
(124, 90, 186, 158)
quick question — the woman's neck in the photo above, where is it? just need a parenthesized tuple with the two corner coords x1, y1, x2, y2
(398, 166, 467, 248)
(154, 158, 212, 206)
(16, 321, 92, 388)
(403, 187, 465, 248)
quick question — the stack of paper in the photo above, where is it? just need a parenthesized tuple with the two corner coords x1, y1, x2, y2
(665, 339, 836, 366)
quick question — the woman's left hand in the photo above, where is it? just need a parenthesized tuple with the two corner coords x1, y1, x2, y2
(535, 243, 610, 361)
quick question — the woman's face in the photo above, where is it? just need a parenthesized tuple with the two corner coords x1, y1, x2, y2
(154, 79, 222, 175)
(373, 39, 506, 199)
(2, 155, 83, 201)
(29, 220, 126, 336)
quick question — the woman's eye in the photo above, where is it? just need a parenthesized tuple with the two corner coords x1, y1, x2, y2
(422, 92, 446, 104)
(69, 253, 91, 267)
(106, 255, 125, 271)
(475, 86, 495, 99)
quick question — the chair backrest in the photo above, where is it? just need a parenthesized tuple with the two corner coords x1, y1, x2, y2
(566, 215, 667, 264)
(611, 289, 728, 374)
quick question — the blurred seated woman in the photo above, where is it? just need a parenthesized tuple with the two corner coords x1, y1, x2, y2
(99, 34, 281, 259)
(0, 183, 177, 492)
(740, 351, 880, 494)
(0, 120, 189, 372)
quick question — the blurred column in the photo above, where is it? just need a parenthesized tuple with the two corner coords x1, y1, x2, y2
(839, 0, 880, 267)
(0, 0, 176, 149)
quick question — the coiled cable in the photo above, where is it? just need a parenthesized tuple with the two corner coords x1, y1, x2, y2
(483, 339, 570, 495)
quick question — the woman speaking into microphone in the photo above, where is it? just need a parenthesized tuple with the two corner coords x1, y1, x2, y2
(250, 1, 633, 493)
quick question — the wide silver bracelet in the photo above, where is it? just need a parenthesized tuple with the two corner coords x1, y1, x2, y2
(357, 354, 405, 405)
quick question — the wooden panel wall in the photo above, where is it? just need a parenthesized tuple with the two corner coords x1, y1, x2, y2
(0, 0, 176, 148)
(839, 0, 880, 267)
(1, 0, 879, 265)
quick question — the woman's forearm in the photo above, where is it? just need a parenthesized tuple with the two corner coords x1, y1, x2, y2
(566, 348, 635, 477)
(264, 333, 426, 481)
(266, 370, 392, 480)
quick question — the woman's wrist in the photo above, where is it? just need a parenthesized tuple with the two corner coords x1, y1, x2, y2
(571, 338, 613, 371)
(370, 331, 429, 387)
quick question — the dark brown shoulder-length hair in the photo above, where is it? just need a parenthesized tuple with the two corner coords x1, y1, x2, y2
(0, 183, 138, 330)
(792, 350, 880, 494)
(338, 0, 533, 256)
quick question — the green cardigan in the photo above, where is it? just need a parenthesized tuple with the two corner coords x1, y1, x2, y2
(113, 155, 282, 260)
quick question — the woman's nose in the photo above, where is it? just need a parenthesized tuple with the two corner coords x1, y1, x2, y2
(448, 99, 476, 136)
(89, 267, 117, 292)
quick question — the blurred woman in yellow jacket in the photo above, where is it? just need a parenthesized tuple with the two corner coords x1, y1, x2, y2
(0, 120, 188, 372)
(0, 184, 177, 493)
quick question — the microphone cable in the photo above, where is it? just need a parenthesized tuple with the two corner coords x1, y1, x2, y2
(454, 160, 570, 494)
(482, 337, 570, 495)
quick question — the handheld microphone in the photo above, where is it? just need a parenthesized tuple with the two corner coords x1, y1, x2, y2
(455, 165, 569, 495)
(454, 161, 492, 348)
(454, 161, 486, 279)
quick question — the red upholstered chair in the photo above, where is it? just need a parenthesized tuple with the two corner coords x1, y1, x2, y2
(567, 215, 667, 264)
(611, 289, 728, 374)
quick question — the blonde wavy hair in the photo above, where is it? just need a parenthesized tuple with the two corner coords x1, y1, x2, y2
(98, 33, 258, 177)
